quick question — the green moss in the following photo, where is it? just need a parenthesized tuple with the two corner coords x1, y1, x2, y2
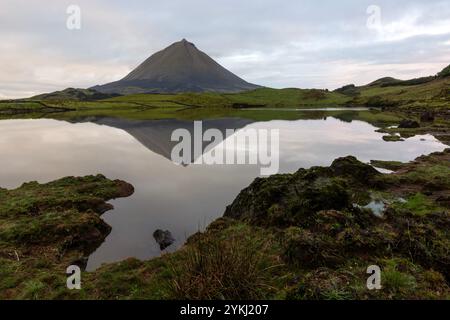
(393, 193, 444, 216)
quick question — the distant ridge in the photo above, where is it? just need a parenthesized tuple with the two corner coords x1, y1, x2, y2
(92, 39, 261, 95)
(365, 64, 450, 88)
(30, 88, 119, 101)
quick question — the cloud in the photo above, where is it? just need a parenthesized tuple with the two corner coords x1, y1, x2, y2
(0, 0, 449, 98)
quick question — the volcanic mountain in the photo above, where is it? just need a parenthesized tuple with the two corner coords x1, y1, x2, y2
(92, 39, 261, 94)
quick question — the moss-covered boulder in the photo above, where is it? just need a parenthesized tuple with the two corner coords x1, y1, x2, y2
(225, 156, 379, 226)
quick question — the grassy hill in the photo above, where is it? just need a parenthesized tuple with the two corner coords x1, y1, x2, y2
(353, 77, 450, 111)
(31, 88, 119, 101)
(341, 64, 450, 111)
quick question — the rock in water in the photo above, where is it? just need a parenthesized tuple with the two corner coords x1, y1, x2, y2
(153, 229, 175, 250)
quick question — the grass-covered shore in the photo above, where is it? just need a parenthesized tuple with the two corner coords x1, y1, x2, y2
(0, 175, 134, 299)
(0, 150, 448, 300)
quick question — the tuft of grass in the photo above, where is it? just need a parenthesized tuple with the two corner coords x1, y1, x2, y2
(170, 234, 277, 300)
(20, 280, 46, 300)
(382, 261, 417, 297)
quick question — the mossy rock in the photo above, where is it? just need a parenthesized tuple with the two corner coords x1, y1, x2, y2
(225, 156, 380, 226)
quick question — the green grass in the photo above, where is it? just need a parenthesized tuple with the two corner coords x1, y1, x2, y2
(169, 223, 281, 300)
(393, 193, 444, 216)
(104, 88, 351, 108)
(381, 259, 417, 297)
(0, 88, 354, 120)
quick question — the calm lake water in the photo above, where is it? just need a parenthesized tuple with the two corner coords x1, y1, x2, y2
(0, 116, 446, 270)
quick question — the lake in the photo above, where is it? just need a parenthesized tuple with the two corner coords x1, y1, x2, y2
(0, 116, 446, 270)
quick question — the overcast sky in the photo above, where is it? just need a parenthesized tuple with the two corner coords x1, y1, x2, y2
(1, 0, 449, 98)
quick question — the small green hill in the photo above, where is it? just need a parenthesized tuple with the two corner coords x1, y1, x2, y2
(30, 88, 120, 101)
(368, 77, 403, 87)
(438, 64, 450, 78)
(334, 84, 360, 97)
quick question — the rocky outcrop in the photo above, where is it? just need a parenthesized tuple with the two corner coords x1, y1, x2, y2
(224, 156, 380, 226)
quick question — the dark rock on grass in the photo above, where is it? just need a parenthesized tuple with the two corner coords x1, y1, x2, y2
(330, 156, 380, 181)
(398, 119, 420, 128)
(420, 111, 435, 123)
(153, 229, 175, 250)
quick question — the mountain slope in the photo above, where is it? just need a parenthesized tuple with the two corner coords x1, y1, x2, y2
(92, 39, 261, 94)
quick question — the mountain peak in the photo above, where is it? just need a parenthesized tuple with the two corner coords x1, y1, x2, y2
(92, 40, 260, 94)
(174, 38, 195, 48)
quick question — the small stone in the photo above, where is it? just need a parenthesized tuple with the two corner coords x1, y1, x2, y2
(153, 229, 175, 250)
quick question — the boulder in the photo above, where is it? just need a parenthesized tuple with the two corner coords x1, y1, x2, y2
(153, 229, 175, 250)
(224, 156, 381, 226)
(330, 156, 380, 181)
(398, 119, 420, 129)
